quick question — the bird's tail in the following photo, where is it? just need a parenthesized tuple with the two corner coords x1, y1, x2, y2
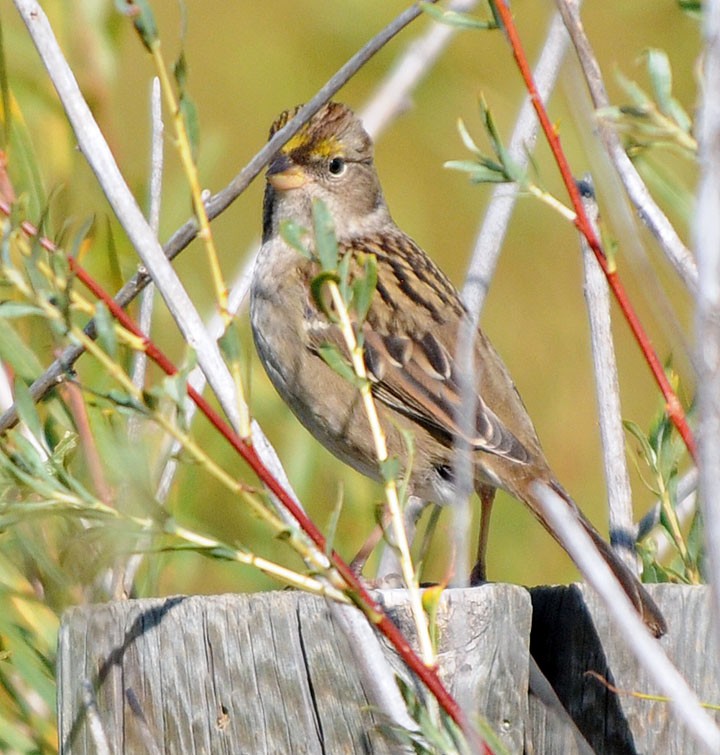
(526, 479, 667, 638)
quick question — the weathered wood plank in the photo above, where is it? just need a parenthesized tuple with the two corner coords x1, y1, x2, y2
(58, 585, 532, 754)
(530, 583, 719, 754)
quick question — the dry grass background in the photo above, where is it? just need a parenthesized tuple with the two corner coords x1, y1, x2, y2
(0, 3, 700, 746)
(4, 1, 699, 592)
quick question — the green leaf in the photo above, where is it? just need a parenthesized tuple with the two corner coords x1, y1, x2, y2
(337, 251, 352, 303)
(324, 485, 344, 558)
(379, 456, 400, 483)
(116, 0, 159, 52)
(0, 302, 44, 319)
(50, 431, 78, 469)
(180, 94, 200, 162)
(457, 118, 481, 156)
(279, 220, 311, 258)
(420, 2, 497, 30)
(643, 48, 673, 117)
(444, 160, 509, 183)
(13, 378, 44, 449)
(162, 372, 189, 408)
(312, 200, 339, 271)
(624, 419, 657, 469)
(94, 301, 118, 358)
(480, 96, 521, 181)
(174, 49, 189, 91)
(310, 271, 339, 320)
(175, 52, 200, 161)
(351, 254, 377, 322)
(218, 321, 243, 363)
(317, 343, 365, 388)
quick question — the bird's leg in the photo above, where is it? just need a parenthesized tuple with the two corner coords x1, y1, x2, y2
(349, 496, 428, 581)
(470, 484, 496, 586)
(349, 510, 389, 576)
(376, 495, 428, 580)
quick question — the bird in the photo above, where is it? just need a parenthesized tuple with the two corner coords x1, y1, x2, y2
(250, 101, 667, 638)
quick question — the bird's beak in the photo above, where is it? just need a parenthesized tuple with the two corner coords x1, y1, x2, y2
(267, 153, 308, 191)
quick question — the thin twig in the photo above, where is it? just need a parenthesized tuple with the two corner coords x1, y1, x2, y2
(533, 482, 720, 754)
(121, 76, 164, 597)
(327, 278, 435, 665)
(579, 178, 636, 570)
(129, 76, 163, 399)
(554, 0, 697, 293)
(693, 0, 720, 647)
(81, 679, 112, 755)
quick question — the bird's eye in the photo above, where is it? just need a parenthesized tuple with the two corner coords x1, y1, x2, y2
(328, 157, 346, 176)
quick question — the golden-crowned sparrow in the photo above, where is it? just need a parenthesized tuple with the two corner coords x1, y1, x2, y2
(250, 102, 666, 638)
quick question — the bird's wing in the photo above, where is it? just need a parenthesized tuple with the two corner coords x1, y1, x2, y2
(361, 324, 531, 464)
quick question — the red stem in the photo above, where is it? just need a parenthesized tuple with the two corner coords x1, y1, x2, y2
(492, 0, 697, 462)
(1, 199, 489, 752)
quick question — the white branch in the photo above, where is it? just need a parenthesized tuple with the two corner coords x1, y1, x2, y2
(694, 0, 720, 654)
(579, 181, 636, 570)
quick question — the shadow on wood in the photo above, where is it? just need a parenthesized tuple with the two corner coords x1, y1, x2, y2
(530, 583, 719, 755)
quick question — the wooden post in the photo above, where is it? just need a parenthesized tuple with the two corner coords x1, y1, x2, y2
(58, 584, 717, 753)
(58, 585, 531, 754)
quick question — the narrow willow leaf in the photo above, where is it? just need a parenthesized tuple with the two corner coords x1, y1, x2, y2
(324, 485, 344, 557)
(279, 219, 311, 258)
(13, 377, 44, 448)
(379, 456, 400, 483)
(312, 200, 339, 271)
(352, 254, 377, 322)
(310, 271, 339, 320)
(420, 2, 496, 30)
(624, 419, 657, 468)
(116, 0, 159, 51)
(480, 96, 522, 181)
(445, 161, 509, 184)
(456, 118, 482, 156)
(0, 302, 44, 319)
(643, 48, 673, 117)
(181, 96, 200, 162)
(337, 252, 352, 303)
(218, 320, 243, 363)
(317, 343, 365, 388)
(94, 301, 118, 358)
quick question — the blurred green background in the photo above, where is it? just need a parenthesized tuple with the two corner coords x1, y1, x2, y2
(2, 0, 698, 598)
